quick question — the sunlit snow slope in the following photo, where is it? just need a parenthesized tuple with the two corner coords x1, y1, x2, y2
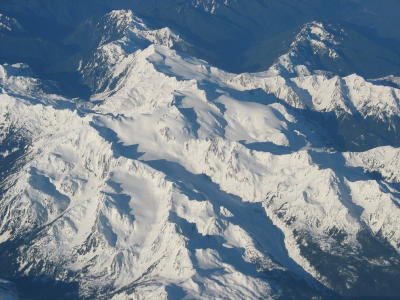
(1, 10, 400, 300)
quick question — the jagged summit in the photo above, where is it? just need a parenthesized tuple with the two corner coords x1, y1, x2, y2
(231, 20, 400, 117)
(91, 10, 185, 49)
(77, 10, 190, 94)
(269, 21, 343, 77)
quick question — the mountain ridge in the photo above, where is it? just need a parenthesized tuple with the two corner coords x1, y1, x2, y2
(1, 5, 400, 300)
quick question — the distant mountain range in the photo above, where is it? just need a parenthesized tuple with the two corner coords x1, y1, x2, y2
(1, 0, 400, 83)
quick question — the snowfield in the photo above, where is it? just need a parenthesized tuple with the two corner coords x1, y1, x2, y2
(1, 10, 400, 300)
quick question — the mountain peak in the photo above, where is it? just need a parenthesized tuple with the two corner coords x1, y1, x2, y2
(270, 21, 343, 77)
(77, 9, 189, 94)
(1, 3, 400, 299)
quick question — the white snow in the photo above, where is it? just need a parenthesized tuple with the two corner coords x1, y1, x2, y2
(0, 13, 22, 33)
(0, 10, 400, 299)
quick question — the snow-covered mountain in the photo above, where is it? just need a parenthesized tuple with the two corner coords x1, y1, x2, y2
(230, 21, 400, 151)
(77, 10, 190, 94)
(1, 7, 400, 300)
(1, 0, 400, 77)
